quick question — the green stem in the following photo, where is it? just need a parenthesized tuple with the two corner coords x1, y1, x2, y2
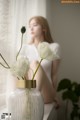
(32, 59, 43, 80)
(0, 53, 10, 69)
(16, 33, 23, 60)
(0, 62, 10, 69)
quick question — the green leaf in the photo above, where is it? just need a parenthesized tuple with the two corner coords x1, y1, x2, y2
(74, 84, 80, 96)
(71, 110, 75, 120)
(57, 78, 72, 91)
(62, 90, 69, 100)
(71, 107, 80, 120)
(73, 103, 79, 110)
(71, 109, 78, 120)
(62, 90, 79, 102)
(71, 82, 78, 91)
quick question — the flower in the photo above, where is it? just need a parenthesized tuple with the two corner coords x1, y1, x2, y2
(0, 26, 59, 82)
(11, 55, 29, 80)
(31, 42, 59, 80)
(0, 26, 27, 80)
(37, 42, 59, 61)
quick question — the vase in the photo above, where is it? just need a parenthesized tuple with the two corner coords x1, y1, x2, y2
(7, 80, 44, 120)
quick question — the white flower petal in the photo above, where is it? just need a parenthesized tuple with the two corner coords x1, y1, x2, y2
(11, 55, 29, 79)
(37, 42, 59, 61)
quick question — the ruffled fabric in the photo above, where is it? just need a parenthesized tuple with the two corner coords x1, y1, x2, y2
(49, 43, 61, 60)
(20, 42, 61, 61)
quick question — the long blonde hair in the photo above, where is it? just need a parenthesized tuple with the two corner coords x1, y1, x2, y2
(29, 16, 54, 43)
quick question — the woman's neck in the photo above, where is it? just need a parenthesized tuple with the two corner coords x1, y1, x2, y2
(33, 37, 44, 47)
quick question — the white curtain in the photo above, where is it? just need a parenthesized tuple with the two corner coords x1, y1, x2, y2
(0, 0, 11, 109)
(0, 0, 47, 110)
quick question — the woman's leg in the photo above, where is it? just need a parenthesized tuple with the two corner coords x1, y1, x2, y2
(29, 61, 56, 104)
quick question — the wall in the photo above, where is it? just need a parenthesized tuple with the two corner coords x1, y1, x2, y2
(46, 0, 80, 83)
(46, 0, 80, 120)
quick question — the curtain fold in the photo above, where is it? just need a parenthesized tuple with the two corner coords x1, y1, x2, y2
(0, 0, 47, 109)
(0, 0, 11, 109)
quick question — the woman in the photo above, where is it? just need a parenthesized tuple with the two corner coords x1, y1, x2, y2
(21, 16, 61, 105)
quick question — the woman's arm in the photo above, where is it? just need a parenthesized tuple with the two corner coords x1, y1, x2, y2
(51, 59, 61, 108)
(51, 59, 61, 89)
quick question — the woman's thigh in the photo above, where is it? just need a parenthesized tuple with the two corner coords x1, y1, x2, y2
(29, 61, 56, 103)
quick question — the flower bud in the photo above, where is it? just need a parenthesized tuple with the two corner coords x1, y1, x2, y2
(21, 26, 26, 34)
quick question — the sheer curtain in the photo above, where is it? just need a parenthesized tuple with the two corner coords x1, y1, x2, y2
(0, 0, 47, 110)
(0, 0, 11, 109)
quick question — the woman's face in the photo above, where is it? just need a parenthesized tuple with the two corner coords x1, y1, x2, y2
(29, 19, 43, 39)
